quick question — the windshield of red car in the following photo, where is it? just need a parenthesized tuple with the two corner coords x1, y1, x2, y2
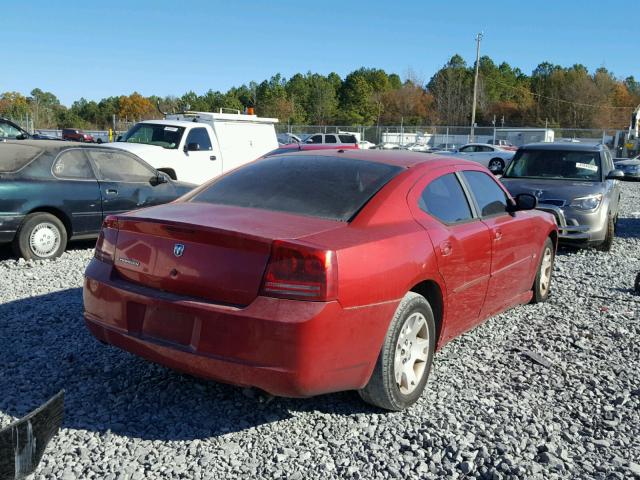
(191, 155, 403, 221)
(503, 149, 602, 181)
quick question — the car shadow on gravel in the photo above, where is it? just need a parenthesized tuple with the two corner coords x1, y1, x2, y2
(0, 239, 97, 261)
(615, 217, 640, 238)
(0, 288, 373, 441)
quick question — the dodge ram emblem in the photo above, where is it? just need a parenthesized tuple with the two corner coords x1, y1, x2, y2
(173, 244, 185, 257)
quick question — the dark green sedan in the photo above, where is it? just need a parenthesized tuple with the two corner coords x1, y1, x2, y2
(0, 140, 195, 260)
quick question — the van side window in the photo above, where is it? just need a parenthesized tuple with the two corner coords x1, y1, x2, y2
(324, 135, 337, 144)
(186, 128, 213, 151)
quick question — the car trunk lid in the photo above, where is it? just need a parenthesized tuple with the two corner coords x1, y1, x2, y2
(112, 202, 343, 306)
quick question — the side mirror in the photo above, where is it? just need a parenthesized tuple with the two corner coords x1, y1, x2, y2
(606, 169, 624, 180)
(508, 193, 537, 212)
(116, 135, 122, 142)
(185, 142, 200, 152)
(149, 172, 169, 186)
(16, 133, 28, 140)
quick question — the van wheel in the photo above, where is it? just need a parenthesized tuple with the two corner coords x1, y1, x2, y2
(531, 237, 554, 303)
(595, 216, 615, 252)
(12, 213, 67, 260)
(359, 292, 435, 411)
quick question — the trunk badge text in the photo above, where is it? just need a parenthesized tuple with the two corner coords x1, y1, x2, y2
(174, 244, 185, 257)
(118, 257, 140, 267)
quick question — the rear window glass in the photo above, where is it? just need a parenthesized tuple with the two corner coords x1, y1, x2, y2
(0, 144, 43, 172)
(191, 155, 403, 221)
(339, 134, 357, 143)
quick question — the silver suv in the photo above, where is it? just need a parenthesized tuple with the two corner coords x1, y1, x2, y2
(500, 142, 634, 251)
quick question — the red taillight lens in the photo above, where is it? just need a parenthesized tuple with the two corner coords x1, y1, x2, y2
(94, 216, 119, 264)
(260, 241, 337, 301)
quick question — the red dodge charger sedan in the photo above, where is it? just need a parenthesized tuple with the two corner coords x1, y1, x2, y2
(84, 150, 557, 410)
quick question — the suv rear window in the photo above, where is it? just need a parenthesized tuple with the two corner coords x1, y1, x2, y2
(191, 155, 403, 221)
(339, 134, 357, 143)
(0, 144, 43, 172)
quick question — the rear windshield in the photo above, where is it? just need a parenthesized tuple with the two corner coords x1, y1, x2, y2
(0, 144, 43, 172)
(191, 155, 403, 221)
(504, 149, 602, 181)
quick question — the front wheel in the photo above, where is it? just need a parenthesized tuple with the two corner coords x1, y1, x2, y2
(359, 292, 436, 411)
(595, 215, 615, 252)
(12, 212, 67, 260)
(531, 237, 555, 303)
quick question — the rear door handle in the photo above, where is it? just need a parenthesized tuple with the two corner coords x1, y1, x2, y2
(210, 155, 217, 161)
(105, 188, 118, 195)
(440, 242, 453, 256)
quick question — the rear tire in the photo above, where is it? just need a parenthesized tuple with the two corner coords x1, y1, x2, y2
(531, 237, 555, 303)
(358, 292, 436, 411)
(595, 216, 615, 252)
(488, 158, 505, 172)
(157, 168, 177, 180)
(12, 212, 67, 260)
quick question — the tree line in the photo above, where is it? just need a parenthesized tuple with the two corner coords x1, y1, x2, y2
(1, 55, 638, 130)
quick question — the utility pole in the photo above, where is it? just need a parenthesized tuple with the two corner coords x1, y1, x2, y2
(470, 32, 483, 142)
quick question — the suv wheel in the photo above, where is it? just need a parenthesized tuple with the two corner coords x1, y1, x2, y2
(595, 215, 615, 252)
(358, 292, 436, 411)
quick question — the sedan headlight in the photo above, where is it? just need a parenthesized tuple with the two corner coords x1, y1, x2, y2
(570, 193, 603, 210)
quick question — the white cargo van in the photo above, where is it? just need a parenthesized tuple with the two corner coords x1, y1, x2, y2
(107, 111, 278, 184)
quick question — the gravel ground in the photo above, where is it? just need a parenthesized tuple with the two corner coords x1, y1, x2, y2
(1, 184, 639, 480)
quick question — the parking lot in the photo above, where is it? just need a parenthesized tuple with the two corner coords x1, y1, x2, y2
(0, 182, 637, 479)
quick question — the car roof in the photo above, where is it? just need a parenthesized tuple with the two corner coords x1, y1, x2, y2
(281, 148, 479, 169)
(521, 142, 604, 151)
(1, 139, 126, 154)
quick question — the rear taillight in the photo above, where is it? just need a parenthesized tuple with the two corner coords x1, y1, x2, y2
(94, 216, 119, 264)
(260, 241, 337, 301)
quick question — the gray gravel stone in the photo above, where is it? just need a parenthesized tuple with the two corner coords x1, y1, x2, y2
(1, 184, 640, 479)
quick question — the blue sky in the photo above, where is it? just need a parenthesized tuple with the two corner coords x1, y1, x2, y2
(1, 0, 635, 106)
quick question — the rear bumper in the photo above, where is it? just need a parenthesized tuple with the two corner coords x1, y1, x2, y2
(0, 215, 23, 243)
(536, 204, 607, 244)
(83, 259, 398, 397)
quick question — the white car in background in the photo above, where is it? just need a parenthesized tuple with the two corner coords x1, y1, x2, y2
(404, 143, 431, 152)
(358, 140, 376, 149)
(445, 143, 515, 172)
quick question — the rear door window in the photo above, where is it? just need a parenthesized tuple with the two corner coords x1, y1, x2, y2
(324, 135, 337, 144)
(191, 155, 403, 221)
(185, 128, 213, 151)
(339, 134, 357, 143)
(87, 150, 156, 182)
(53, 149, 95, 179)
(419, 173, 473, 224)
(462, 171, 509, 217)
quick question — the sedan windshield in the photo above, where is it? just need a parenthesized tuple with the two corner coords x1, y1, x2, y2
(120, 123, 185, 149)
(191, 155, 403, 221)
(503, 149, 602, 181)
